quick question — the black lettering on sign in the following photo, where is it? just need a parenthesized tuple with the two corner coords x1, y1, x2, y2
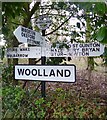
(74, 48, 79, 56)
(34, 41, 40, 45)
(73, 44, 78, 48)
(43, 69, 48, 76)
(82, 48, 88, 52)
(21, 32, 24, 37)
(89, 48, 100, 52)
(57, 69, 63, 77)
(21, 32, 26, 37)
(25, 69, 30, 76)
(82, 52, 85, 56)
(96, 48, 100, 52)
(85, 52, 89, 56)
(93, 42, 100, 47)
(21, 27, 24, 32)
(64, 69, 71, 77)
(49, 69, 55, 77)
(20, 48, 30, 51)
(17, 69, 24, 75)
(25, 54, 28, 57)
(68, 44, 71, 48)
(13, 48, 17, 52)
(38, 69, 42, 76)
(21, 27, 35, 36)
(32, 69, 37, 76)
(82, 52, 89, 56)
(51, 48, 54, 52)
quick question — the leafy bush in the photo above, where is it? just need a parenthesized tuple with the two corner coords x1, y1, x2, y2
(2, 64, 14, 85)
(2, 65, 107, 119)
(2, 84, 107, 119)
(2, 85, 25, 118)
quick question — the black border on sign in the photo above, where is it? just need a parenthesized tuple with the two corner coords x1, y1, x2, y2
(14, 64, 76, 83)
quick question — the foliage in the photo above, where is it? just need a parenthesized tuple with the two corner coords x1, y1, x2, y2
(77, 2, 107, 44)
(102, 46, 107, 66)
(96, 26, 107, 44)
(2, 64, 14, 85)
(2, 83, 107, 119)
(2, 2, 30, 47)
(2, 85, 25, 118)
(0, 46, 5, 60)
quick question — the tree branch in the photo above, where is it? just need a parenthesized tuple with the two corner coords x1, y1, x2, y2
(23, 2, 40, 27)
(45, 15, 72, 36)
(11, 22, 22, 26)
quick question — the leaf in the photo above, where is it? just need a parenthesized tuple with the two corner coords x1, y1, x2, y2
(94, 3, 106, 15)
(52, 43, 56, 48)
(77, 2, 93, 12)
(57, 2, 66, 9)
(100, 36, 107, 44)
(96, 27, 106, 42)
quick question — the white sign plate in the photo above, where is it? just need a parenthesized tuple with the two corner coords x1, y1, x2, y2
(15, 65, 76, 82)
(6, 47, 41, 58)
(45, 42, 104, 57)
(13, 25, 43, 46)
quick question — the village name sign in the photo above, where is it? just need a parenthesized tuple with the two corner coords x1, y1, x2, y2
(15, 65, 76, 82)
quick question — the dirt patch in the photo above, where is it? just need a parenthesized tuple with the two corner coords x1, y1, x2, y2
(46, 70, 107, 105)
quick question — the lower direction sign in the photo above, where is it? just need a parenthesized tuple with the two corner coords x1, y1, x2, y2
(45, 42, 104, 57)
(6, 47, 41, 58)
(15, 65, 76, 82)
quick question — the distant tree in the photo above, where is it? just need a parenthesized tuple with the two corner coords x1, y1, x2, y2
(2, 2, 40, 85)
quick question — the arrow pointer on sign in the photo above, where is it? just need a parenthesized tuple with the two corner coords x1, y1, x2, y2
(13, 25, 43, 46)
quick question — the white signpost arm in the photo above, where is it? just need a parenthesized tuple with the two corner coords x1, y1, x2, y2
(13, 25, 44, 46)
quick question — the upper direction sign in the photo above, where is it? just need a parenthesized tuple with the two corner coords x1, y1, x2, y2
(35, 15, 52, 30)
(13, 25, 43, 46)
(45, 42, 105, 57)
(6, 47, 41, 58)
(15, 65, 76, 82)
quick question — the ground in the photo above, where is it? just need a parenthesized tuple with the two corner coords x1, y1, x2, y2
(46, 69, 106, 105)
(18, 57, 107, 105)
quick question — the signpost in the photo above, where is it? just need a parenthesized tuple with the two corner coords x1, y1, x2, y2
(10, 15, 105, 98)
(41, 30, 46, 98)
(15, 65, 76, 82)
(6, 47, 41, 58)
(13, 25, 44, 46)
(45, 42, 104, 57)
(35, 15, 52, 98)
(35, 15, 52, 30)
